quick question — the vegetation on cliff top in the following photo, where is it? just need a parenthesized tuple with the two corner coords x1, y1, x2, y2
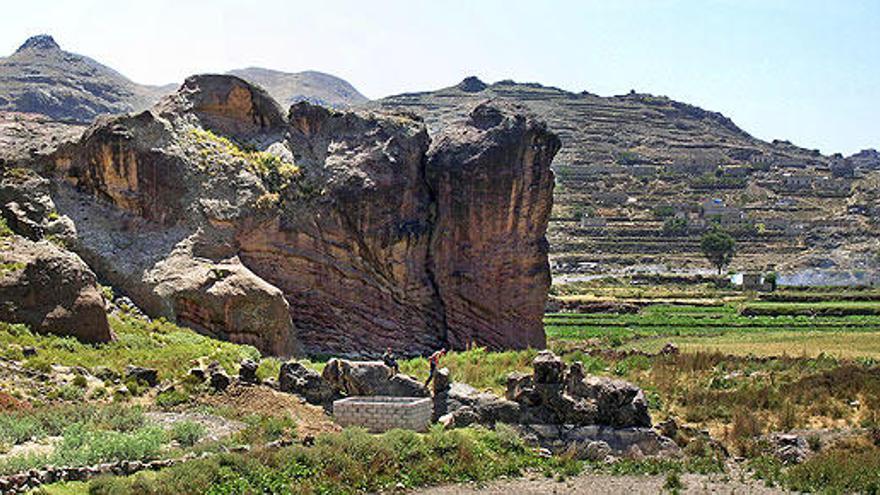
(186, 127, 300, 193)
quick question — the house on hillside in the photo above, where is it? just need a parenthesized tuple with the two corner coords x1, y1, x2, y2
(593, 191, 629, 206)
(580, 214, 608, 228)
(781, 173, 814, 191)
(815, 177, 852, 196)
(831, 160, 855, 178)
(700, 198, 745, 225)
(740, 272, 774, 292)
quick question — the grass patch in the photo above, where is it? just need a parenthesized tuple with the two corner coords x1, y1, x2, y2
(0, 423, 166, 475)
(171, 421, 206, 448)
(0, 314, 260, 383)
(741, 301, 880, 316)
(187, 127, 300, 193)
(85, 425, 572, 494)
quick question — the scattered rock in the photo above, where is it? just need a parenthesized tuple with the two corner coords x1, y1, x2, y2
(238, 359, 259, 384)
(771, 434, 809, 464)
(209, 370, 231, 392)
(278, 361, 336, 405)
(188, 367, 206, 382)
(579, 440, 612, 462)
(124, 365, 158, 387)
(660, 342, 680, 355)
(322, 359, 429, 397)
(656, 417, 679, 440)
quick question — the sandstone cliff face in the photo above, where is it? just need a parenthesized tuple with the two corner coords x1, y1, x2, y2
(47, 75, 558, 356)
(237, 102, 445, 354)
(426, 104, 559, 350)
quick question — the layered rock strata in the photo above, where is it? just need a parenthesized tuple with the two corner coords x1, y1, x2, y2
(42, 74, 558, 355)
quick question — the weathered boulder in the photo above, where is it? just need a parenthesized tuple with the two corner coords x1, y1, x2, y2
(322, 358, 429, 397)
(506, 353, 652, 428)
(43, 75, 559, 356)
(533, 350, 565, 384)
(1, 167, 77, 244)
(210, 369, 231, 392)
(278, 361, 336, 405)
(156, 74, 286, 141)
(0, 236, 112, 343)
(124, 365, 158, 387)
(238, 359, 259, 384)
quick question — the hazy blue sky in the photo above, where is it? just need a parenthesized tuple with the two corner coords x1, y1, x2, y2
(2, 0, 877, 155)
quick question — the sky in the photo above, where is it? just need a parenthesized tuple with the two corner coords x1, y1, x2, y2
(1, 0, 877, 155)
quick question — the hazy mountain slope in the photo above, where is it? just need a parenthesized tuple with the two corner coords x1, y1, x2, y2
(0, 35, 169, 122)
(370, 77, 880, 281)
(371, 76, 826, 168)
(228, 67, 368, 109)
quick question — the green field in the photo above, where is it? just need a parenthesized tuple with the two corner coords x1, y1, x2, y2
(545, 304, 880, 358)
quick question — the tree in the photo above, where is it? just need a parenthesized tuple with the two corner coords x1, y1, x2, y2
(662, 217, 688, 236)
(700, 230, 736, 275)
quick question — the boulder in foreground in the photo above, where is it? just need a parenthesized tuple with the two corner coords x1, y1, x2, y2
(0, 235, 112, 343)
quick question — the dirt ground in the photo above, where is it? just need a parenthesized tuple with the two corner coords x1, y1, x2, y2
(416, 470, 787, 494)
(197, 384, 341, 438)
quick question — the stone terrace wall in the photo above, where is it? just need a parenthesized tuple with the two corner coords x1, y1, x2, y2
(333, 396, 432, 433)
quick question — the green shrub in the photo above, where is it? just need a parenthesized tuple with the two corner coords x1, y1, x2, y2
(785, 442, 880, 493)
(85, 425, 569, 494)
(156, 389, 191, 410)
(0, 217, 12, 237)
(171, 421, 206, 448)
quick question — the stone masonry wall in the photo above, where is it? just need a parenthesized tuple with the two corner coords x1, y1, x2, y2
(333, 397, 432, 433)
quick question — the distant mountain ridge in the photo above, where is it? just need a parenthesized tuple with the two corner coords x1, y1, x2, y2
(227, 67, 368, 109)
(0, 35, 370, 123)
(0, 35, 171, 122)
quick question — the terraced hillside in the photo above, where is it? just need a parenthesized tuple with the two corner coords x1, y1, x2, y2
(371, 78, 880, 283)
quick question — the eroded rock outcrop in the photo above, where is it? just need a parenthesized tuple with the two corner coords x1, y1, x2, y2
(426, 104, 559, 350)
(0, 235, 112, 343)
(322, 359, 428, 398)
(44, 75, 558, 355)
(437, 351, 677, 458)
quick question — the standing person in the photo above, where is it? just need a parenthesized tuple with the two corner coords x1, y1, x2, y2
(382, 347, 399, 374)
(424, 348, 446, 387)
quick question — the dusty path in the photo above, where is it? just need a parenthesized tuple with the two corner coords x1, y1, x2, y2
(416, 471, 787, 494)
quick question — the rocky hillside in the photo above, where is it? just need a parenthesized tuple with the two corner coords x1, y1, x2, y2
(228, 68, 368, 109)
(0, 35, 171, 122)
(1, 75, 557, 355)
(371, 78, 880, 282)
(0, 35, 369, 123)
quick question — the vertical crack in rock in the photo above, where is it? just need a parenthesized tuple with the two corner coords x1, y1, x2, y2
(42, 77, 559, 356)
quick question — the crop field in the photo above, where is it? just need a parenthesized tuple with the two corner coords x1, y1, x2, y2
(545, 303, 880, 359)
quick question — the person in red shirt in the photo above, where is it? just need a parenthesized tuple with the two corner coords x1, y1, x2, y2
(424, 348, 447, 387)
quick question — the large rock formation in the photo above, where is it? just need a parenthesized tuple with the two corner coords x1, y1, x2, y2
(0, 235, 112, 343)
(40, 74, 557, 356)
(426, 104, 558, 349)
